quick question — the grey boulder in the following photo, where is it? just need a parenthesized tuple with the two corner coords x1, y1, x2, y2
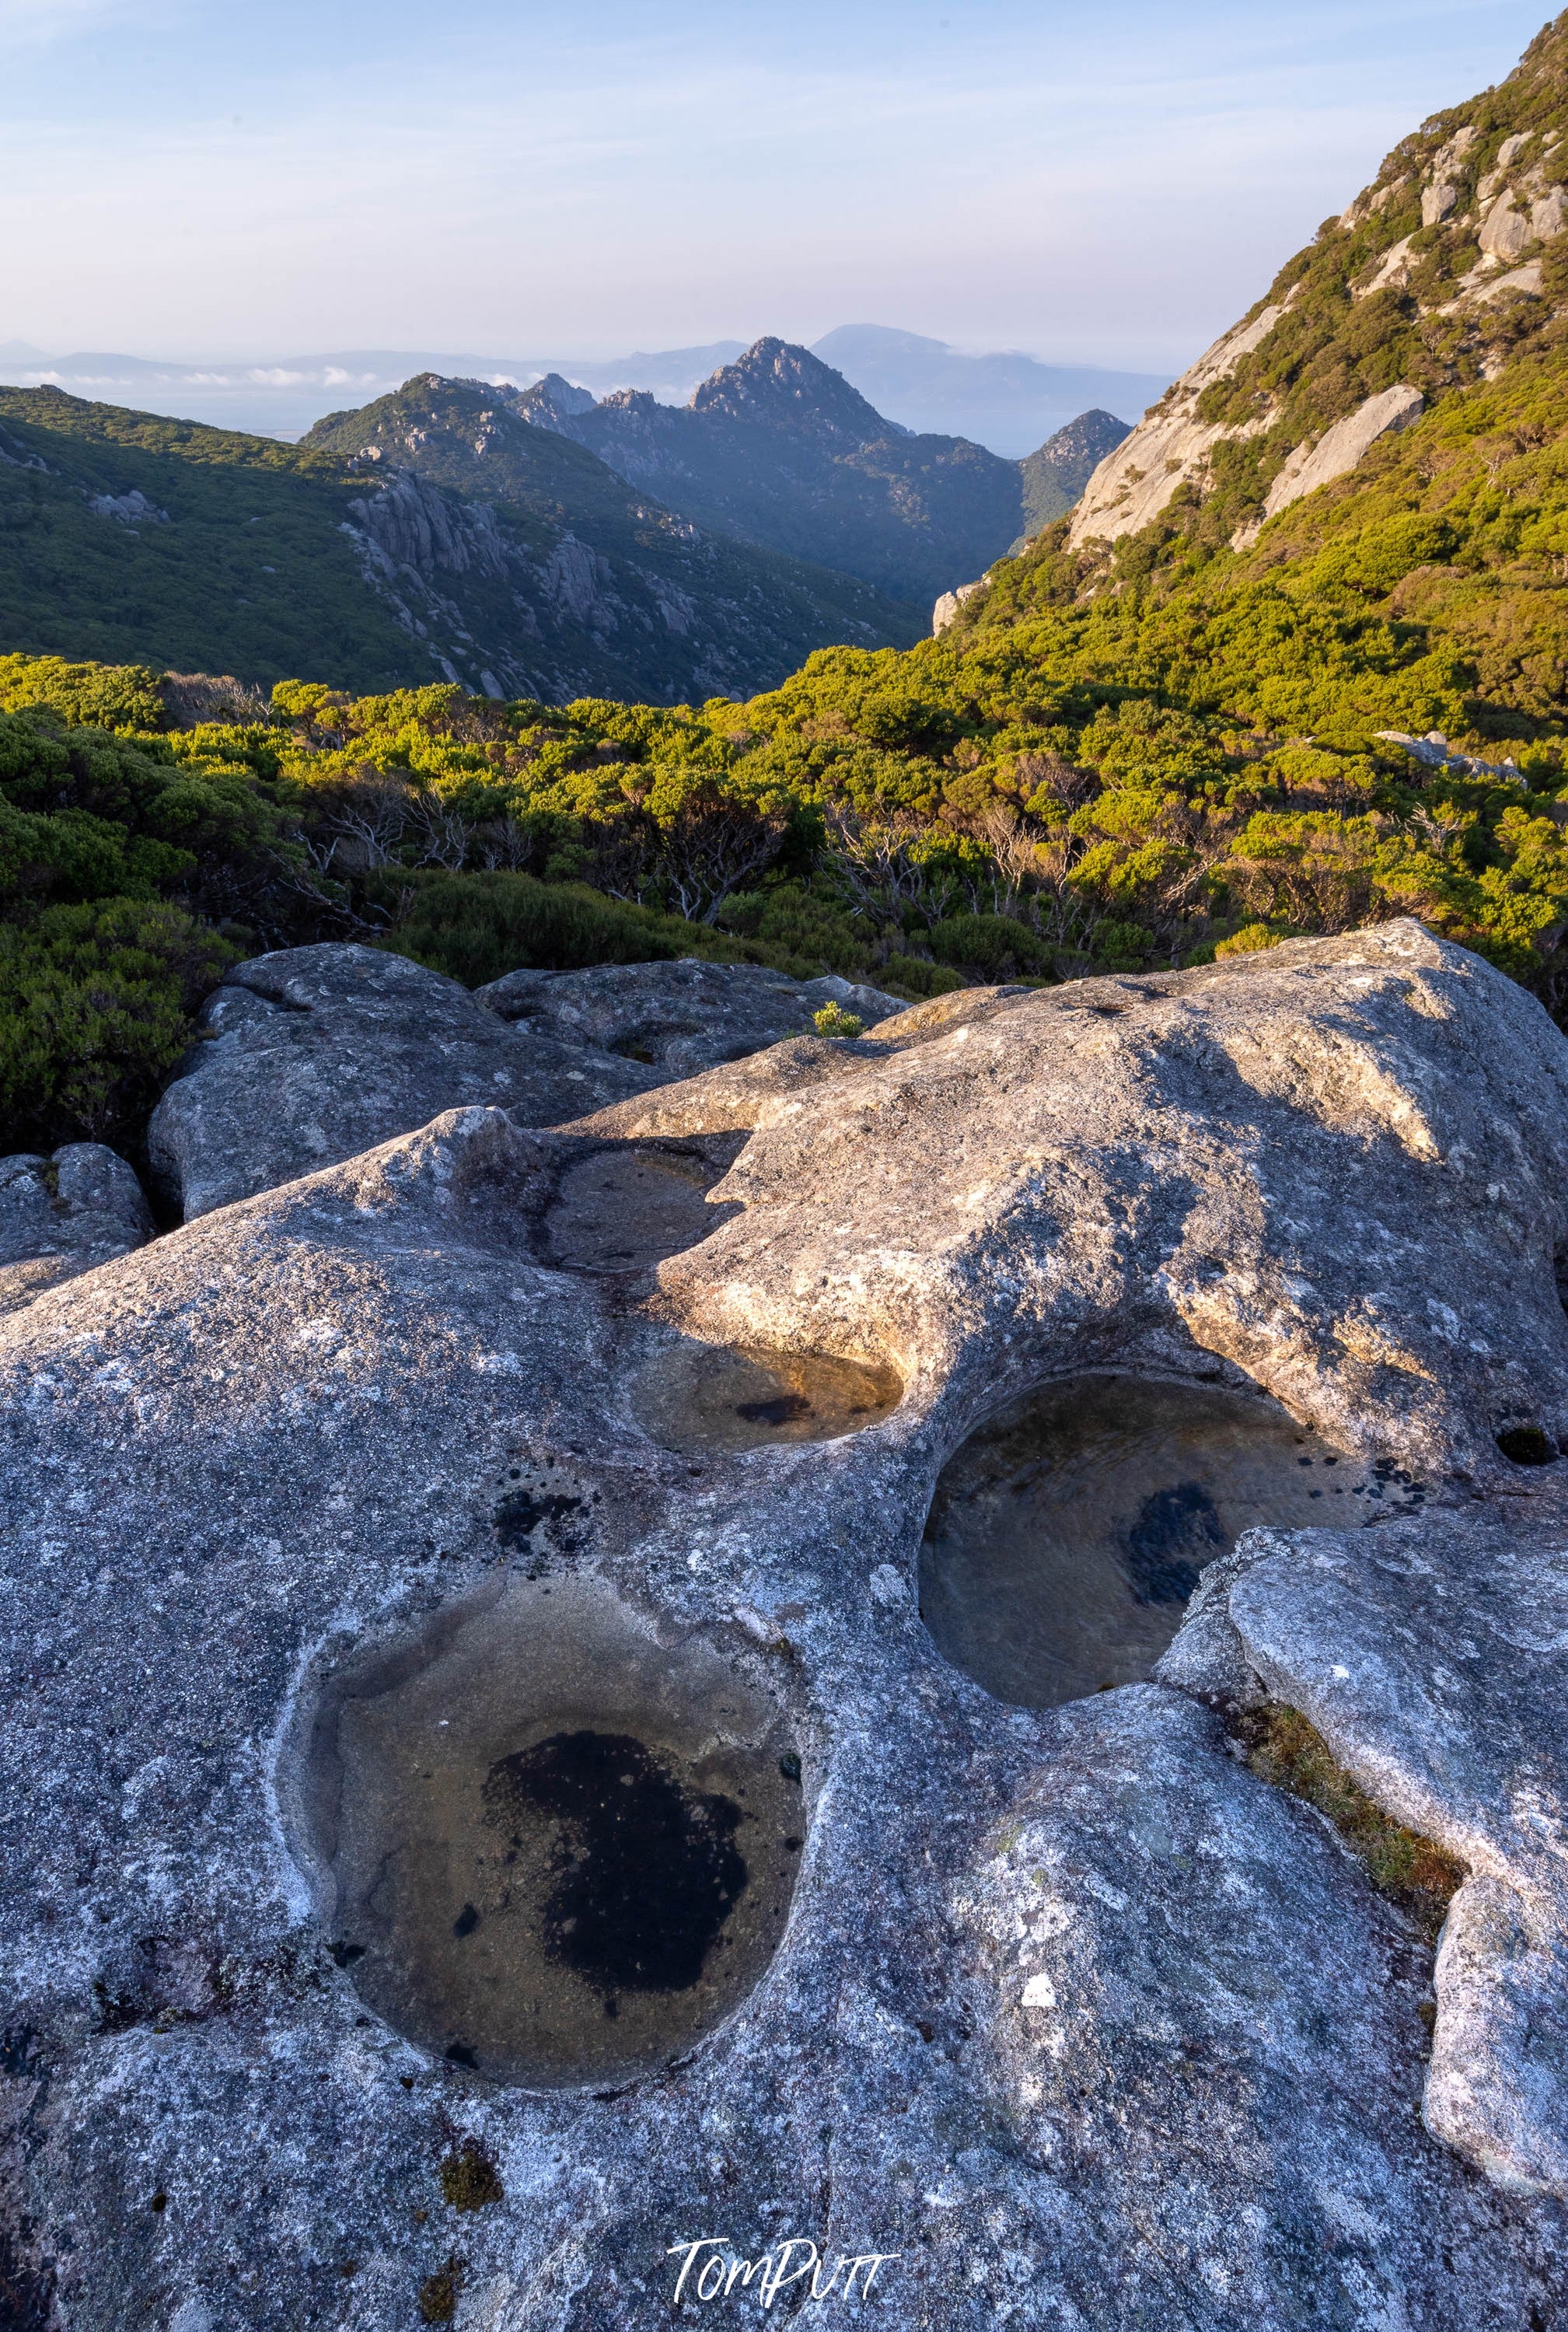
(1164, 1502, 1568, 2200)
(4, 919, 1568, 2325)
(0, 1142, 152, 1316)
(962, 1685, 1526, 2321)
(475, 956, 905, 1075)
(146, 942, 660, 1218)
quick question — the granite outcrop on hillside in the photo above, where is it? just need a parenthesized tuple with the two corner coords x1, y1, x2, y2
(1064, 306, 1426, 549)
(299, 372, 924, 701)
(1067, 55, 1568, 554)
(1016, 406, 1133, 539)
(4, 921, 1568, 2325)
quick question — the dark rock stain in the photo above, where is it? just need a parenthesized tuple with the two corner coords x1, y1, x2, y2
(1122, 1481, 1224, 1605)
(482, 1729, 747, 1995)
(491, 1489, 585, 1551)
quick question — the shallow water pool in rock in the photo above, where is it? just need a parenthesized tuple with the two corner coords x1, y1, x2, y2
(301, 1578, 801, 2088)
(920, 1374, 1423, 1708)
(633, 1344, 903, 1453)
(544, 1149, 738, 1273)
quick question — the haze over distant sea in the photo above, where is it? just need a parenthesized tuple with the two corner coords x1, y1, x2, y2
(0, 325, 1172, 457)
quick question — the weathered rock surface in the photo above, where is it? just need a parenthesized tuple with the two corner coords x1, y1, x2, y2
(931, 577, 986, 634)
(962, 1687, 1544, 2323)
(475, 956, 904, 1075)
(1163, 1502, 1568, 2201)
(146, 942, 661, 1219)
(5, 920, 1568, 2325)
(1255, 383, 1425, 528)
(148, 945, 905, 1224)
(0, 1143, 152, 1316)
(1067, 90, 1567, 558)
(1067, 300, 1290, 546)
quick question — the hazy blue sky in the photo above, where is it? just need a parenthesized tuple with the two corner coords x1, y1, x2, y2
(0, 0, 1552, 368)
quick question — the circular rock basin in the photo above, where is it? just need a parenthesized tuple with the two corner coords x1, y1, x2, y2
(545, 1149, 737, 1274)
(301, 1578, 802, 2088)
(634, 1344, 903, 1453)
(920, 1373, 1424, 1709)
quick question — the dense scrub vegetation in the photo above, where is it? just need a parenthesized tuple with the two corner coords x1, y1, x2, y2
(4, 439, 1566, 1153)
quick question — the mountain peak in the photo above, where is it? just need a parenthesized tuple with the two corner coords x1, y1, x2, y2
(1018, 409, 1133, 535)
(812, 324, 954, 365)
(689, 337, 892, 444)
(512, 372, 597, 425)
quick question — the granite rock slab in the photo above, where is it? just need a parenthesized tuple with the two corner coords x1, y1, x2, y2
(475, 957, 905, 1076)
(1162, 1502, 1568, 2201)
(4, 921, 1568, 2325)
(145, 943, 660, 1218)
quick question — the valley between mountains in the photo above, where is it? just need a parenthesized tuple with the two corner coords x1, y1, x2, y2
(0, 341, 1130, 708)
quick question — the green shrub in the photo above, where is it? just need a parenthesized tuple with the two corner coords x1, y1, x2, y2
(0, 896, 237, 1149)
(0, 705, 288, 916)
(0, 652, 169, 734)
(877, 953, 967, 999)
(714, 879, 865, 974)
(1214, 921, 1285, 958)
(1091, 918, 1156, 972)
(925, 913, 1054, 980)
(368, 868, 791, 988)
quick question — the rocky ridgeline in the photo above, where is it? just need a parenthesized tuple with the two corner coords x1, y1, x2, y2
(2, 921, 1568, 2325)
(1068, 89, 1567, 553)
(1063, 308, 1429, 551)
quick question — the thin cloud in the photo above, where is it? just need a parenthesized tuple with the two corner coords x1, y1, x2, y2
(0, 0, 161, 47)
(0, 0, 1547, 365)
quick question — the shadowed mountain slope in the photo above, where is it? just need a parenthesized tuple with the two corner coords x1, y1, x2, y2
(0, 379, 921, 703)
(517, 337, 1028, 605)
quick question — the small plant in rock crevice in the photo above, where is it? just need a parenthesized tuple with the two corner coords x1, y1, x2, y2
(1232, 1701, 1464, 1939)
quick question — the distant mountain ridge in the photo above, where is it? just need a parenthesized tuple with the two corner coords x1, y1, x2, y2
(508, 337, 1025, 605)
(809, 326, 1168, 457)
(0, 337, 1140, 698)
(0, 330, 1161, 453)
(0, 381, 921, 701)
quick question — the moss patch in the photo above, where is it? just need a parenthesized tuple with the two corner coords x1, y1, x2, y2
(418, 2257, 463, 2323)
(438, 2141, 504, 2213)
(1233, 1701, 1463, 1938)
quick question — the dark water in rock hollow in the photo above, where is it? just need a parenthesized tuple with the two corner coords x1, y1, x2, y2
(544, 1149, 737, 1274)
(920, 1373, 1423, 1708)
(313, 1579, 801, 2087)
(634, 1343, 903, 1453)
